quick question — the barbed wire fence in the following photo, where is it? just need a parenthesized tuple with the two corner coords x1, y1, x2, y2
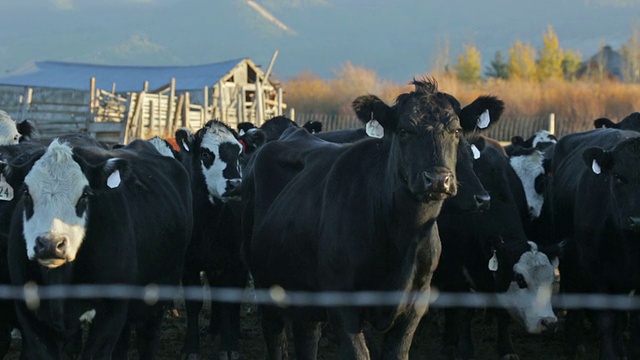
(3, 283, 640, 312)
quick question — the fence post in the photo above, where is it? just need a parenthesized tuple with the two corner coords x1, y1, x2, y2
(548, 113, 556, 135)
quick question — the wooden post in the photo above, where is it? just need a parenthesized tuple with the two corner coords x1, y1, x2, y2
(203, 86, 209, 121)
(143, 81, 149, 92)
(166, 78, 176, 135)
(111, 83, 116, 94)
(277, 87, 283, 116)
(288, 107, 295, 121)
(256, 80, 264, 126)
(174, 94, 185, 132)
(183, 92, 190, 128)
(548, 113, 556, 135)
(219, 84, 227, 123)
(89, 77, 96, 115)
(19, 87, 32, 121)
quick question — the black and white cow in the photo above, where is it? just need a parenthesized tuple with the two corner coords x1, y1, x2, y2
(4, 138, 192, 359)
(435, 139, 562, 360)
(0, 110, 36, 145)
(505, 129, 557, 157)
(548, 128, 640, 359)
(593, 112, 640, 132)
(0, 134, 110, 358)
(175, 120, 247, 360)
(242, 78, 505, 359)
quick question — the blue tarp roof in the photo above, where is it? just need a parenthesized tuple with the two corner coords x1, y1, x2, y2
(0, 59, 245, 92)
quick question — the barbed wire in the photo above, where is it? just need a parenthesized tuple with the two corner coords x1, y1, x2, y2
(0, 283, 639, 311)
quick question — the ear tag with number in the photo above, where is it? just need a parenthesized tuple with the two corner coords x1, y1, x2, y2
(182, 140, 190, 152)
(107, 170, 121, 189)
(0, 174, 13, 201)
(471, 144, 481, 159)
(366, 119, 384, 138)
(488, 250, 499, 271)
(592, 160, 601, 174)
(477, 109, 491, 129)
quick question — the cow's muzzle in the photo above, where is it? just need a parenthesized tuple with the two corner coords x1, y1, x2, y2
(422, 170, 455, 194)
(34, 234, 69, 267)
(223, 178, 242, 198)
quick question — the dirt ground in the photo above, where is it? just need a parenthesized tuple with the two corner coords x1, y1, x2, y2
(3, 300, 603, 360)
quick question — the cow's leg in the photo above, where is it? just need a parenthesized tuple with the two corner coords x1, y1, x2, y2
(564, 309, 587, 358)
(291, 320, 322, 360)
(629, 309, 640, 358)
(380, 299, 428, 360)
(82, 300, 128, 360)
(441, 307, 459, 358)
(112, 321, 132, 360)
(495, 309, 518, 360)
(597, 310, 618, 360)
(457, 307, 475, 359)
(328, 307, 369, 359)
(14, 302, 62, 360)
(134, 306, 165, 360)
(209, 266, 247, 360)
(261, 305, 288, 360)
(182, 268, 204, 358)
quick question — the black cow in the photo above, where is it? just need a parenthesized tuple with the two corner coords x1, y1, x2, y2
(302, 120, 323, 134)
(593, 112, 640, 131)
(435, 138, 562, 360)
(4, 138, 192, 359)
(548, 128, 640, 359)
(174, 120, 246, 360)
(242, 78, 505, 359)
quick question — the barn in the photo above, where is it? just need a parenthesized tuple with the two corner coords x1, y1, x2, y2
(0, 55, 287, 144)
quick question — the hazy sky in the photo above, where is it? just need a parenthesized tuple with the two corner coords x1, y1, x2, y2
(2, 0, 640, 81)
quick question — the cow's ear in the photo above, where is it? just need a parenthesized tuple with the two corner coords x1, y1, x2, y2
(352, 95, 395, 134)
(582, 147, 612, 175)
(593, 117, 617, 129)
(175, 128, 194, 153)
(16, 119, 36, 142)
(459, 96, 504, 132)
(3, 147, 45, 180)
(240, 128, 267, 155)
(511, 135, 525, 147)
(73, 148, 132, 190)
(541, 240, 566, 268)
(469, 136, 486, 160)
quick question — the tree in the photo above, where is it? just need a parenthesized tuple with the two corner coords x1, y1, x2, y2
(537, 25, 564, 81)
(508, 41, 537, 81)
(485, 51, 509, 79)
(454, 44, 482, 84)
(562, 49, 582, 81)
(621, 28, 640, 82)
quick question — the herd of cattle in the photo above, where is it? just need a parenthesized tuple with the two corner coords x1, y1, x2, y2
(0, 77, 638, 359)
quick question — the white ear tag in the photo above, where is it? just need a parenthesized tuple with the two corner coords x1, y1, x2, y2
(107, 170, 121, 189)
(366, 119, 384, 138)
(182, 140, 190, 152)
(488, 250, 499, 271)
(592, 160, 601, 174)
(477, 109, 490, 129)
(0, 174, 13, 201)
(239, 129, 245, 136)
(471, 144, 481, 160)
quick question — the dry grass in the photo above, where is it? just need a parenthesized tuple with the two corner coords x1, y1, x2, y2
(284, 64, 640, 123)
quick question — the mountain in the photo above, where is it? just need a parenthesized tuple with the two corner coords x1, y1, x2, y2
(2, 0, 640, 82)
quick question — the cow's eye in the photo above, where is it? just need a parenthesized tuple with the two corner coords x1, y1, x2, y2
(201, 152, 210, 159)
(515, 273, 528, 289)
(13, 135, 19, 141)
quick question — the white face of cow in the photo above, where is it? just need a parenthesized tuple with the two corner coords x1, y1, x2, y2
(0, 111, 20, 145)
(199, 124, 243, 203)
(22, 141, 90, 268)
(497, 242, 559, 334)
(509, 150, 545, 218)
(531, 130, 557, 148)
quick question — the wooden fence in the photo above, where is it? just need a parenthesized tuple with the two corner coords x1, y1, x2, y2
(294, 113, 599, 141)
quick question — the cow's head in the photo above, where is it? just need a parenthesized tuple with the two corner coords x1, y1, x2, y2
(15, 140, 131, 268)
(493, 240, 562, 334)
(353, 79, 459, 202)
(509, 146, 547, 219)
(176, 121, 243, 203)
(0, 110, 23, 145)
(594, 112, 640, 132)
(583, 137, 640, 232)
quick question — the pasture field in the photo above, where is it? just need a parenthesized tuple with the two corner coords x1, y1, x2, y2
(3, 301, 602, 359)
